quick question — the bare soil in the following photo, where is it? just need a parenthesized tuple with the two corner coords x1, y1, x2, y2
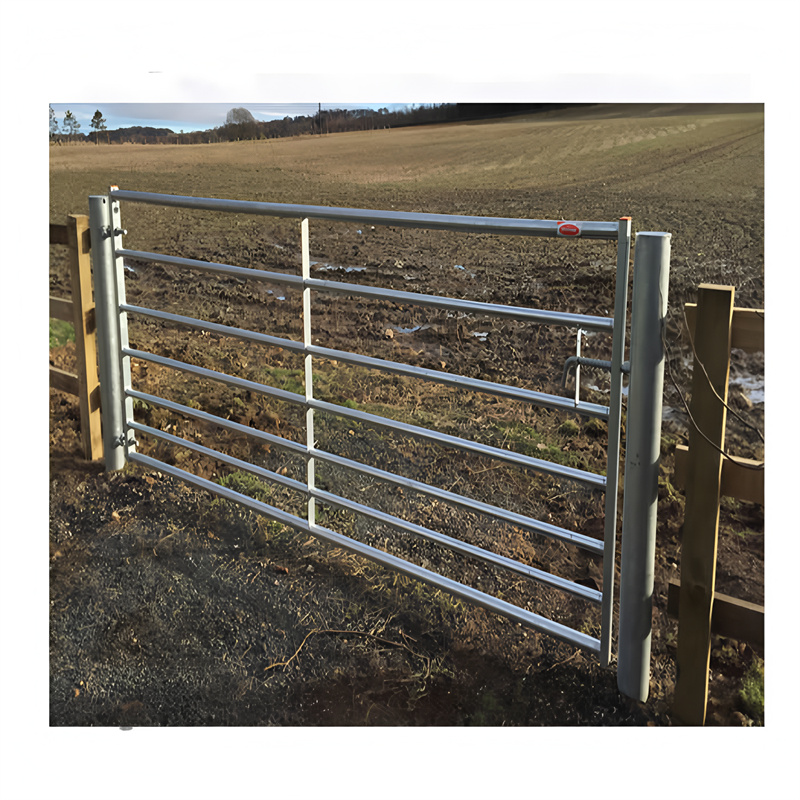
(49, 103, 764, 726)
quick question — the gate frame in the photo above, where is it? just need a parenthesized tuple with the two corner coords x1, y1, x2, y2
(89, 189, 670, 702)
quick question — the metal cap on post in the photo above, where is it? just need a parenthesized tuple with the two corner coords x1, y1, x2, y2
(617, 231, 671, 702)
(89, 195, 126, 471)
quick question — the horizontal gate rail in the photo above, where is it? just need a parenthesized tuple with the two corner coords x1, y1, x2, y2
(126, 389, 308, 455)
(130, 393, 604, 603)
(125, 331, 609, 419)
(122, 347, 606, 488)
(305, 278, 614, 331)
(310, 396, 606, 489)
(122, 304, 306, 353)
(123, 347, 306, 405)
(125, 450, 603, 655)
(127, 384, 598, 491)
(109, 188, 621, 240)
(127, 372, 602, 554)
(306, 344, 610, 418)
(310, 448, 604, 555)
(127, 420, 308, 495)
(128, 416, 599, 557)
(119, 245, 613, 330)
(310, 486, 602, 603)
(117, 248, 305, 287)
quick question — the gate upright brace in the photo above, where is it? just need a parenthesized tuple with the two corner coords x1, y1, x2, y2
(617, 232, 672, 702)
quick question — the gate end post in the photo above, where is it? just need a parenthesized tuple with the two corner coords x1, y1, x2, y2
(89, 194, 126, 471)
(617, 231, 671, 702)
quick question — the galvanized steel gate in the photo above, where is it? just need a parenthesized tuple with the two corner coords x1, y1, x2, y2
(89, 189, 670, 702)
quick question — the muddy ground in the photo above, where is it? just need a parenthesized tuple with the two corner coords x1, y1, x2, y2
(48, 104, 765, 727)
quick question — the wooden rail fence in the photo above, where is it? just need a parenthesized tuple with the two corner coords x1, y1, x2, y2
(49, 215, 103, 461)
(669, 283, 764, 725)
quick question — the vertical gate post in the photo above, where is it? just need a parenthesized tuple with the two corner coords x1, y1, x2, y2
(89, 195, 126, 471)
(672, 284, 735, 725)
(617, 231, 671, 702)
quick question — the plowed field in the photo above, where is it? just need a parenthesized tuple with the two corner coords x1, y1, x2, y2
(49, 103, 764, 728)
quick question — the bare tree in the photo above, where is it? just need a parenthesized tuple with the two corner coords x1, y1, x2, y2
(49, 106, 59, 141)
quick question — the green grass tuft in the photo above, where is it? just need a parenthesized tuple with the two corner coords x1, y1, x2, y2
(558, 419, 580, 436)
(260, 366, 305, 395)
(49, 319, 75, 349)
(739, 656, 764, 724)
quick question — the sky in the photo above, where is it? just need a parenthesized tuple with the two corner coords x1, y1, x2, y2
(49, 102, 413, 134)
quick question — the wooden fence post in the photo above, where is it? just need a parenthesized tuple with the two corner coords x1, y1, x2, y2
(672, 284, 735, 725)
(66, 214, 103, 461)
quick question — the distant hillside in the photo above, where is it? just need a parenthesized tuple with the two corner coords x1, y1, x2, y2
(55, 103, 748, 147)
(53, 126, 178, 145)
(57, 104, 596, 146)
(106, 126, 177, 143)
(452, 103, 589, 121)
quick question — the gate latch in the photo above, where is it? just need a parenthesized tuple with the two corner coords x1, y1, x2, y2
(561, 357, 630, 388)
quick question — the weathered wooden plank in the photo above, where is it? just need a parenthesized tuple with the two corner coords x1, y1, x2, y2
(50, 366, 79, 395)
(667, 581, 763, 649)
(50, 296, 74, 323)
(67, 214, 103, 461)
(50, 223, 69, 245)
(685, 303, 764, 353)
(673, 284, 734, 726)
(673, 444, 764, 505)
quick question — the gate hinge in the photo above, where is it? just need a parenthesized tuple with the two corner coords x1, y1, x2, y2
(112, 434, 137, 448)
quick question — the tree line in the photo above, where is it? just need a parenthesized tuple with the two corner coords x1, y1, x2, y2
(50, 107, 109, 143)
(50, 103, 579, 145)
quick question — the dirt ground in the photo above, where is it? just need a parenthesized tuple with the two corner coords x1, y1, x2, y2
(49, 103, 764, 727)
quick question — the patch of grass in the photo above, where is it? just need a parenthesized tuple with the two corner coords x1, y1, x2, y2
(493, 420, 591, 471)
(260, 366, 305, 395)
(733, 528, 763, 539)
(585, 417, 607, 437)
(218, 470, 274, 501)
(558, 419, 580, 436)
(720, 496, 742, 514)
(658, 474, 682, 502)
(49, 319, 75, 349)
(400, 574, 466, 619)
(210, 470, 304, 550)
(739, 656, 764, 725)
(312, 363, 476, 432)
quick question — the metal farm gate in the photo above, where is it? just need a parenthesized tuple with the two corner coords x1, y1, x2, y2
(89, 188, 671, 702)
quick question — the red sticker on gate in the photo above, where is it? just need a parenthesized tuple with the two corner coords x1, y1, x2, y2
(557, 222, 581, 237)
